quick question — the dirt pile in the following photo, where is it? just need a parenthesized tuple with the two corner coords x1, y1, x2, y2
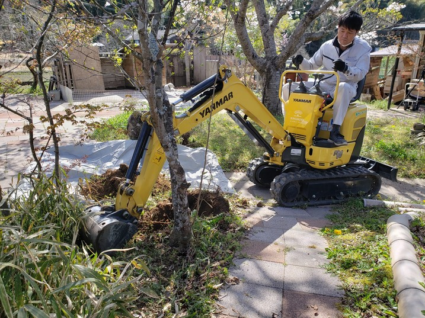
(143, 189, 230, 229)
(80, 163, 173, 200)
(79, 166, 230, 229)
(80, 163, 129, 200)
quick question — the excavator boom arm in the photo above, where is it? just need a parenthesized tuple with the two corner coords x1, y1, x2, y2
(115, 66, 287, 217)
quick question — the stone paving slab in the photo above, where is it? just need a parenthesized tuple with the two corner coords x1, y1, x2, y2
(0, 171, 18, 188)
(242, 214, 265, 228)
(262, 215, 299, 231)
(229, 258, 285, 289)
(0, 121, 25, 129)
(285, 246, 329, 268)
(283, 228, 328, 250)
(297, 218, 333, 230)
(217, 282, 283, 318)
(274, 206, 311, 218)
(239, 239, 285, 263)
(283, 265, 344, 297)
(243, 206, 276, 222)
(282, 290, 343, 318)
(306, 206, 337, 219)
(246, 227, 285, 245)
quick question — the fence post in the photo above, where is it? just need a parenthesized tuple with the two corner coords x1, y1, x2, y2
(206, 60, 218, 78)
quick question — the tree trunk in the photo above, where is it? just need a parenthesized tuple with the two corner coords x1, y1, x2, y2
(260, 64, 283, 116)
(136, 0, 192, 252)
(148, 61, 192, 252)
(227, 0, 337, 115)
(168, 156, 192, 251)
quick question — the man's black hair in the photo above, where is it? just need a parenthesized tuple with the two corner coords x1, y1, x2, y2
(338, 11, 363, 31)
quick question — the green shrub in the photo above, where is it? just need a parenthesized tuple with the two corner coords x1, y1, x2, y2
(90, 111, 132, 141)
(0, 174, 145, 317)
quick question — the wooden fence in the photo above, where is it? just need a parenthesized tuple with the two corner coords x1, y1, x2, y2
(165, 46, 221, 86)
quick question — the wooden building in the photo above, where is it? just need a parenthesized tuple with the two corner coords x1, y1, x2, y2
(364, 23, 425, 103)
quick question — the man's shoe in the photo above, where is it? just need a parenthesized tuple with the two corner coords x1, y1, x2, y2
(329, 132, 347, 146)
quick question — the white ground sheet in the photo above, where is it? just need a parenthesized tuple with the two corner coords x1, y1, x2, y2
(26, 141, 234, 194)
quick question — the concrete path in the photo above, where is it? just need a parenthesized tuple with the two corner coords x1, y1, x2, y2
(214, 172, 344, 318)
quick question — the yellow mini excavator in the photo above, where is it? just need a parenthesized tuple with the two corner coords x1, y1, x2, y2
(82, 65, 397, 253)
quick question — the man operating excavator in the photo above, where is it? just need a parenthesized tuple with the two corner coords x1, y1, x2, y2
(283, 10, 371, 146)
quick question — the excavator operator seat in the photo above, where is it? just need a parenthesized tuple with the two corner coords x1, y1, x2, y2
(318, 77, 368, 143)
(324, 77, 366, 106)
(351, 77, 366, 103)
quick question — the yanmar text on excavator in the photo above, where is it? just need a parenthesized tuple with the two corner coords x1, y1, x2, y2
(82, 65, 398, 253)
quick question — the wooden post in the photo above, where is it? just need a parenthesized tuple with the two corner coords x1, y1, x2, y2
(373, 85, 382, 100)
(388, 31, 404, 109)
(184, 39, 191, 87)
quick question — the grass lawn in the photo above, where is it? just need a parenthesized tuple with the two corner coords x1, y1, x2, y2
(90, 101, 425, 177)
(1, 68, 53, 94)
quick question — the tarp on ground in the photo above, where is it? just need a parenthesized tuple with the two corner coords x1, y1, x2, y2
(26, 140, 234, 194)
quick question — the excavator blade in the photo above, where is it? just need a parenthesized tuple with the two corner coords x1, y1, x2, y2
(80, 205, 138, 254)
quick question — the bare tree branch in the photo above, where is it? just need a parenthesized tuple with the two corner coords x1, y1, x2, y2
(0, 102, 31, 122)
(161, 0, 178, 46)
(304, 30, 330, 42)
(35, 0, 61, 179)
(277, 0, 336, 66)
(253, 0, 276, 57)
(225, 0, 266, 70)
(0, 99, 42, 175)
(270, 0, 293, 34)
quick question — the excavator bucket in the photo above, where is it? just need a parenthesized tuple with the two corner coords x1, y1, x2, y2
(80, 206, 138, 254)
(79, 121, 152, 254)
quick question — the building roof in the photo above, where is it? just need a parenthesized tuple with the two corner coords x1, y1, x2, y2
(370, 44, 418, 57)
(392, 23, 425, 31)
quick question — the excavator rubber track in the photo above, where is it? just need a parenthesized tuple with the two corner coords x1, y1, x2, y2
(270, 165, 382, 207)
(247, 157, 283, 188)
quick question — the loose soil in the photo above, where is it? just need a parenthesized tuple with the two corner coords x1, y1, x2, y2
(79, 163, 129, 199)
(80, 165, 230, 229)
(80, 164, 173, 200)
(143, 189, 230, 230)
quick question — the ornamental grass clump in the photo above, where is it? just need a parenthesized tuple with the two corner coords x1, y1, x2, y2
(0, 174, 145, 317)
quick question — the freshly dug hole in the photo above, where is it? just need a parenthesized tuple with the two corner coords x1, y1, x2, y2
(142, 189, 230, 229)
(79, 165, 230, 229)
